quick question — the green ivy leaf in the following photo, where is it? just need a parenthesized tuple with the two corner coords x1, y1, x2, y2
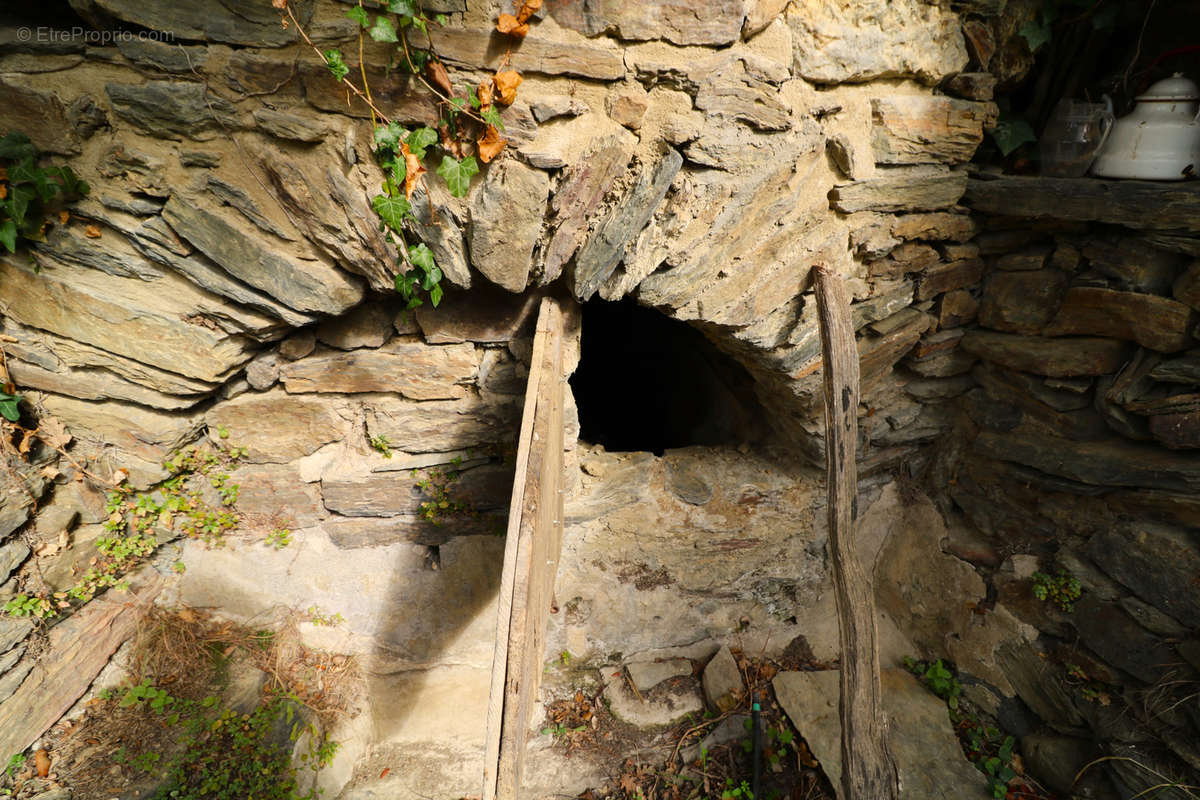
(368, 15, 398, 43)
(990, 118, 1036, 156)
(405, 48, 430, 73)
(324, 49, 350, 82)
(411, 15, 427, 33)
(481, 105, 505, 132)
(388, 0, 417, 15)
(374, 122, 405, 153)
(436, 155, 478, 198)
(430, 282, 444, 307)
(409, 242, 436, 274)
(7, 185, 34, 228)
(405, 126, 438, 160)
(0, 219, 16, 254)
(7, 157, 39, 186)
(1019, 17, 1051, 52)
(0, 131, 35, 161)
(345, 6, 369, 27)
(371, 193, 411, 232)
(447, 97, 467, 112)
(435, 13, 449, 26)
(0, 392, 20, 422)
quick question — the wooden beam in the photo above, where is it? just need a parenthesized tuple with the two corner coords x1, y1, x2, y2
(483, 297, 566, 800)
(813, 265, 899, 800)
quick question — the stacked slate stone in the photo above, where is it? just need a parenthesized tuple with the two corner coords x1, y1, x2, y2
(938, 175, 1200, 798)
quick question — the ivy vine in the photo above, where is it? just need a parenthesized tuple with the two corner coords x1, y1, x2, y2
(0, 131, 90, 255)
(276, 0, 536, 310)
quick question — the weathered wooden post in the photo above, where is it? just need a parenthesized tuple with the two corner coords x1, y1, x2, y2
(813, 265, 900, 800)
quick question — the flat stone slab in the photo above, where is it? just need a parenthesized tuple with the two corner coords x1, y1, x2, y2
(774, 669, 989, 799)
(603, 668, 703, 729)
(627, 658, 693, 693)
(961, 330, 1134, 377)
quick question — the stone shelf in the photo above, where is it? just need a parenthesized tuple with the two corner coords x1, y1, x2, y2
(964, 175, 1200, 235)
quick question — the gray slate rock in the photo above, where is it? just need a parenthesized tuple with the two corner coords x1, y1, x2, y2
(774, 669, 989, 799)
(702, 646, 745, 713)
(0, 617, 33, 658)
(572, 148, 682, 300)
(105, 81, 238, 140)
(0, 540, 29, 587)
(163, 193, 364, 315)
(627, 658, 692, 692)
(245, 352, 280, 391)
(116, 38, 207, 72)
(317, 301, 395, 350)
(252, 108, 330, 143)
(1086, 524, 1200, 629)
(469, 160, 550, 293)
(602, 668, 704, 729)
(92, 0, 314, 47)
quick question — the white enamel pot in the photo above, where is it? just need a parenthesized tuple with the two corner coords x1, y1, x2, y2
(1091, 73, 1200, 181)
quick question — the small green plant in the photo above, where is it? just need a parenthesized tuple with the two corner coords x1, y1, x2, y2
(4, 753, 25, 778)
(2, 593, 54, 619)
(904, 657, 962, 709)
(412, 466, 471, 525)
(559, 650, 572, 667)
(267, 528, 293, 549)
(369, 434, 393, 458)
(721, 778, 755, 799)
(305, 606, 344, 627)
(541, 722, 585, 739)
(0, 130, 90, 254)
(1032, 569, 1082, 612)
(4, 437, 247, 619)
(172, 561, 187, 574)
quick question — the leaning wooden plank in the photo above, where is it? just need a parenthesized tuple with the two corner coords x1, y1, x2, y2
(496, 299, 565, 799)
(482, 297, 557, 800)
(813, 265, 899, 800)
(0, 575, 162, 762)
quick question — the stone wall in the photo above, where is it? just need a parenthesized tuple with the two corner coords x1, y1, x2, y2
(0, 0, 1095, 796)
(914, 176, 1200, 798)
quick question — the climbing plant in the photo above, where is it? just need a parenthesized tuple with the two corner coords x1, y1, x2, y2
(274, 0, 538, 310)
(0, 131, 90, 255)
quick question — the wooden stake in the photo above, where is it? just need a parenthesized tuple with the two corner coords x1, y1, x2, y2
(813, 265, 899, 800)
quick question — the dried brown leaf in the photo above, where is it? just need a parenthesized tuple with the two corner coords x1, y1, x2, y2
(272, 0, 287, 8)
(59, 210, 69, 225)
(37, 415, 72, 450)
(426, 60, 452, 97)
(35, 748, 50, 778)
(0, 184, 6, 201)
(496, 13, 529, 36)
(493, 69, 522, 105)
(401, 142, 426, 199)
(18, 428, 35, 455)
(84, 225, 101, 239)
(477, 80, 494, 109)
(477, 126, 506, 163)
(516, 0, 543, 23)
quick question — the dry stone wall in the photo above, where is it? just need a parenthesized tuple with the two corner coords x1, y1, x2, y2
(911, 176, 1200, 799)
(0, 0, 1058, 796)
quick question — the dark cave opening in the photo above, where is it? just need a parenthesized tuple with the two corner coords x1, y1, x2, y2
(569, 298, 766, 456)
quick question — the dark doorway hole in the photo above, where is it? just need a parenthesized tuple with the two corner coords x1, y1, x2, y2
(570, 298, 766, 456)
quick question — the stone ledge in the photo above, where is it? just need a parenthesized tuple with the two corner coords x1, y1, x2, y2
(964, 175, 1200, 234)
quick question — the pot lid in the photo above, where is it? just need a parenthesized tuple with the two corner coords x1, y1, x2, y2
(1137, 72, 1200, 102)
